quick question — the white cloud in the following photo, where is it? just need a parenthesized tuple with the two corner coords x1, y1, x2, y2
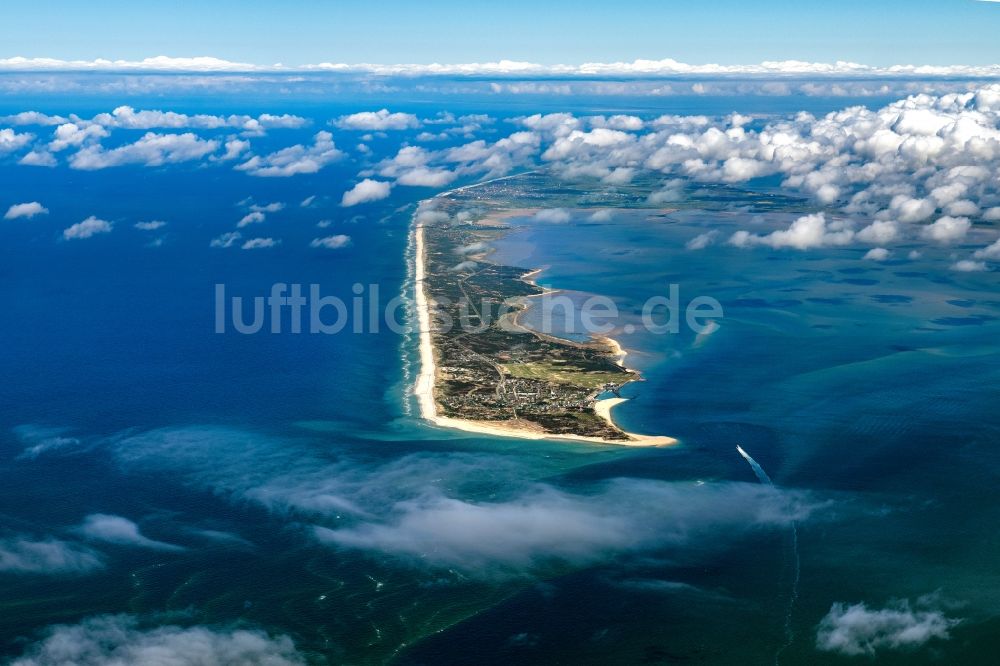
(63, 216, 112, 240)
(414, 132, 448, 141)
(69, 132, 219, 169)
(4, 106, 308, 136)
(929, 182, 969, 207)
(333, 109, 419, 130)
(648, 183, 684, 204)
(601, 167, 635, 184)
(455, 243, 483, 256)
(341, 178, 392, 206)
(94, 106, 298, 132)
(0, 111, 68, 125)
(449, 260, 478, 272)
(249, 201, 285, 213)
(4, 201, 48, 220)
(8, 615, 305, 666)
(310, 235, 351, 249)
(720, 156, 772, 182)
(944, 199, 979, 217)
(516, 112, 581, 136)
(855, 220, 901, 245)
(920, 216, 971, 244)
(395, 166, 457, 187)
(591, 114, 645, 131)
(532, 208, 571, 223)
(542, 128, 636, 162)
(8, 83, 1000, 267)
(315, 479, 807, 575)
(507, 85, 1000, 265)
(951, 259, 989, 272)
(49, 122, 108, 152)
(134, 220, 166, 231)
(210, 231, 241, 248)
(863, 247, 890, 261)
(257, 113, 308, 129)
(18, 150, 57, 166)
(415, 207, 451, 226)
(241, 237, 280, 250)
(730, 213, 854, 250)
(376, 145, 458, 187)
(0, 56, 267, 72)
(973, 238, 1000, 260)
(455, 138, 526, 176)
(219, 138, 249, 160)
(106, 426, 816, 578)
(300, 195, 316, 207)
(93, 106, 204, 129)
(237, 211, 266, 227)
(236, 131, 343, 177)
(0, 536, 103, 574)
(443, 131, 540, 179)
(12, 425, 81, 459)
(77, 514, 183, 551)
(816, 599, 959, 657)
(686, 230, 719, 250)
(815, 183, 840, 203)
(0, 127, 33, 152)
(2, 55, 1000, 78)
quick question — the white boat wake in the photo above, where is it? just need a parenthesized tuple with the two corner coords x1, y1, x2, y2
(736, 444, 800, 665)
(736, 444, 772, 485)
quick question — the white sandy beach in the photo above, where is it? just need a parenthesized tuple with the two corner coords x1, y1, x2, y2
(413, 219, 676, 447)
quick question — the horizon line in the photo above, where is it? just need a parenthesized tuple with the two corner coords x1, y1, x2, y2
(3, 56, 1000, 78)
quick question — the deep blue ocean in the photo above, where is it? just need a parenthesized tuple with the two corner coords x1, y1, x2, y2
(1, 79, 998, 664)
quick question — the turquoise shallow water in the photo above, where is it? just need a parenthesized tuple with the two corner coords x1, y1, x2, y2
(476, 199, 1000, 663)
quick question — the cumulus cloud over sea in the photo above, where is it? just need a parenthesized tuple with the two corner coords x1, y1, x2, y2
(99, 426, 817, 577)
(3, 201, 48, 219)
(314, 478, 805, 574)
(337, 86, 1000, 265)
(2, 84, 996, 269)
(8, 614, 305, 666)
(333, 108, 420, 131)
(341, 178, 392, 206)
(816, 597, 960, 656)
(76, 514, 184, 551)
(0, 536, 104, 574)
(236, 131, 343, 177)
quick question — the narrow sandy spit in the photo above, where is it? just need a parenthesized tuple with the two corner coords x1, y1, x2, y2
(412, 216, 676, 447)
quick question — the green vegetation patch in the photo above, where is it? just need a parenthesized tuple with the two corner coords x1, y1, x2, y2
(501, 361, 628, 388)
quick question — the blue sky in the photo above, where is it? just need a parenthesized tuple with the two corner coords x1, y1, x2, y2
(2, 0, 1000, 66)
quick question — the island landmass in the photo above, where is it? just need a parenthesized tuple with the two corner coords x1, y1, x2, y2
(412, 172, 678, 446)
